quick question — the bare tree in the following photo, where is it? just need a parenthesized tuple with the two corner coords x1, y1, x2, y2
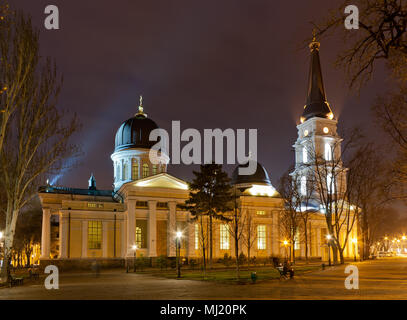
(0, 9, 80, 282)
(226, 188, 246, 279)
(313, 0, 407, 89)
(278, 171, 301, 263)
(242, 211, 257, 267)
(306, 129, 363, 264)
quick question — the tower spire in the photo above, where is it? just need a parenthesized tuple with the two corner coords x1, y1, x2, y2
(301, 30, 333, 122)
(136, 95, 147, 118)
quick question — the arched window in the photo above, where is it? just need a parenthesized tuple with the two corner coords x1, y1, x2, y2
(142, 164, 149, 178)
(132, 159, 139, 180)
(300, 176, 307, 196)
(123, 162, 128, 180)
(302, 146, 308, 163)
(324, 143, 332, 161)
(152, 164, 157, 175)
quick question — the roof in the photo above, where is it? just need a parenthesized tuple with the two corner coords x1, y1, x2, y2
(301, 37, 333, 121)
(38, 185, 114, 197)
(231, 161, 272, 186)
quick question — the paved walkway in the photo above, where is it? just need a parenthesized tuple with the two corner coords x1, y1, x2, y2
(0, 257, 406, 299)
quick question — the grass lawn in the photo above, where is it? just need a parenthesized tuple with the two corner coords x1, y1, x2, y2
(135, 264, 322, 284)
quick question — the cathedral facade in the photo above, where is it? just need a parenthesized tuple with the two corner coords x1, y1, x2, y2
(38, 38, 358, 267)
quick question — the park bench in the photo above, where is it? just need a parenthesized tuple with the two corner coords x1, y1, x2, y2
(29, 269, 40, 280)
(276, 266, 288, 280)
(9, 276, 24, 287)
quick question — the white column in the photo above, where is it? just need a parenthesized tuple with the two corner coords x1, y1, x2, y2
(121, 220, 126, 257)
(168, 201, 176, 257)
(59, 213, 68, 259)
(40, 208, 51, 259)
(148, 200, 157, 257)
(81, 221, 88, 258)
(272, 211, 279, 256)
(102, 221, 108, 258)
(316, 228, 322, 257)
(126, 201, 136, 257)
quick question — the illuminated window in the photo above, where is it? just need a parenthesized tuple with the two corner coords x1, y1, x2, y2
(303, 146, 308, 163)
(142, 164, 149, 178)
(135, 227, 142, 248)
(88, 221, 102, 249)
(304, 129, 309, 137)
(323, 127, 329, 134)
(152, 164, 157, 175)
(256, 210, 266, 215)
(300, 176, 307, 196)
(132, 159, 139, 180)
(257, 225, 266, 250)
(324, 143, 332, 161)
(87, 203, 97, 208)
(123, 162, 128, 180)
(220, 224, 229, 250)
(195, 224, 199, 250)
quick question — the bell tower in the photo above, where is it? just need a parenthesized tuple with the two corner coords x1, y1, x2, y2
(291, 33, 346, 198)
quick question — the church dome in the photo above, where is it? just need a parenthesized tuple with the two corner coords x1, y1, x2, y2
(231, 161, 272, 186)
(114, 97, 159, 152)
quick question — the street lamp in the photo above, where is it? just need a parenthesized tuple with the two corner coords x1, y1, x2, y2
(0, 231, 3, 269)
(351, 238, 357, 262)
(132, 244, 138, 272)
(326, 234, 332, 266)
(176, 231, 183, 278)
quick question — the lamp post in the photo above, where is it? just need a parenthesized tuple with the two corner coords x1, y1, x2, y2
(326, 234, 332, 266)
(351, 238, 357, 262)
(0, 231, 3, 270)
(176, 231, 182, 278)
(132, 244, 138, 272)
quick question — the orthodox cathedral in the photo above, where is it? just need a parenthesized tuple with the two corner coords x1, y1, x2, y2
(38, 37, 358, 268)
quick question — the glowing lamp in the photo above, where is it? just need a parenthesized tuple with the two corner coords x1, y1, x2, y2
(283, 240, 288, 246)
(176, 231, 183, 239)
(351, 238, 357, 244)
(323, 127, 329, 134)
(326, 234, 332, 240)
(304, 130, 309, 137)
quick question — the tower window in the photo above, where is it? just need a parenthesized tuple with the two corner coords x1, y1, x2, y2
(132, 159, 139, 180)
(327, 173, 335, 193)
(323, 127, 329, 134)
(142, 164, 149, 178)
(324, 143, 332, 161)
(300, 176, 307, 196)
(303, 146, 308, 163)
(257, 225, 266, 250)
(152, 164, 157, 175)
(220, 224, 230, 250)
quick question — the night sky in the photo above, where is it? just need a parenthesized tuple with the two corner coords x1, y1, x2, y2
(12, 0, 389, 190)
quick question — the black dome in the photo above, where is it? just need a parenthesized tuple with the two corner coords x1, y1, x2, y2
(231, 161, 272, 186)
(114, 114, 159, 152)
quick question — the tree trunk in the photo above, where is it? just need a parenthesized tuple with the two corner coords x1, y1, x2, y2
(304, 223, 309, 263)
(209, 215, 213, 269)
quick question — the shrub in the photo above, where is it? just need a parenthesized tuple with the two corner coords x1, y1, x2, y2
(238, 253, 247, 266)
